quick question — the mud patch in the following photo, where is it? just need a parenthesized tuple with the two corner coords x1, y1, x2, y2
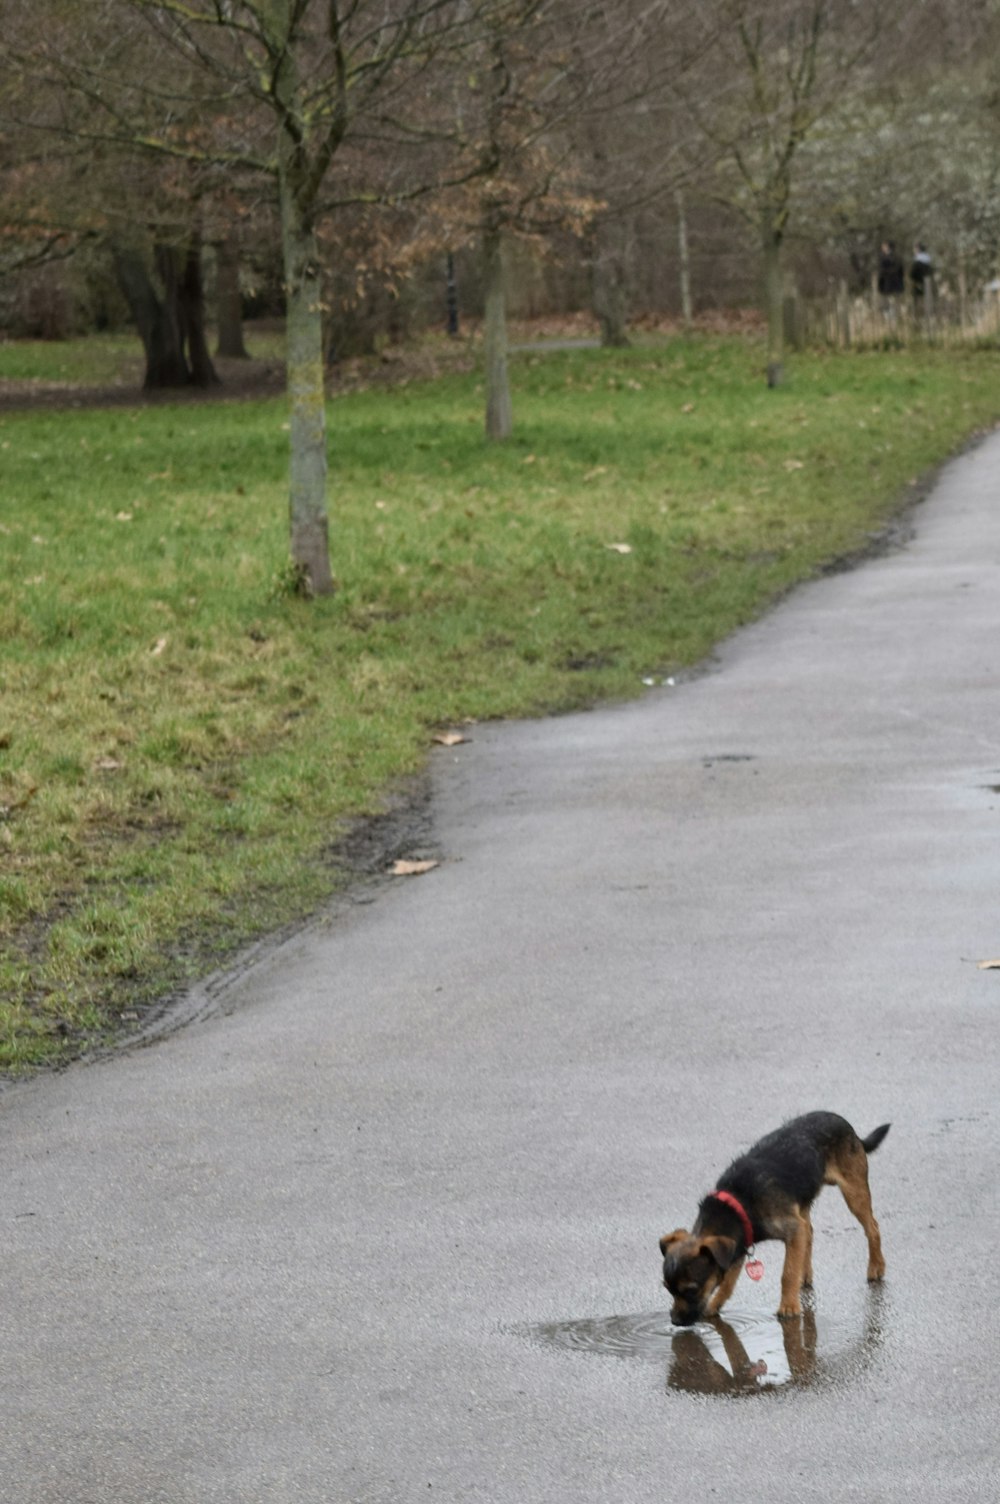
(322, 774, 437, 882)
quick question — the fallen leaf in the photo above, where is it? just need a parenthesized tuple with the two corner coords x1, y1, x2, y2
(93, 757, 123, 773)
(977, 959, 1000, 970)
(433, 731, 467, 747)
(582, 465, 608, 481)
(783, 459, 805, 471)
(115, 511, 134, 522)
(680, 402, 695, 413)
(605, 542, 632, 554)
(151, 636, 168, 657)
(390, 858, 439, 876)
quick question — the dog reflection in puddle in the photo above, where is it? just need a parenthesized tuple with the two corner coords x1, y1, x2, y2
(668, 1308, 816, 1394)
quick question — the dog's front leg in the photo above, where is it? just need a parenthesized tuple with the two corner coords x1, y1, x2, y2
(776, 1213, 810, 1319)
(707, 1258, 744, 1317)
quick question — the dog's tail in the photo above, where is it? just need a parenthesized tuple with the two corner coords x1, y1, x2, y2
(861, 1123, 891, 1155)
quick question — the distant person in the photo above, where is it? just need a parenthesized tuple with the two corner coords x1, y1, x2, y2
(911, 243, 934, 304)
(878, 240, 904, 299)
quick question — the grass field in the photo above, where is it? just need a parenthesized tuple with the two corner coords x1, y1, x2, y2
(1, 330, 998, 1070)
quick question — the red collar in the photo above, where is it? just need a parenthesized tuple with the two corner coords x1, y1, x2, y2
(708, 1190, 755, 1250)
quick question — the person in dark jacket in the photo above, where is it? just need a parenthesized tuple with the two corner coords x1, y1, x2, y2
(878, 240, 905, 299)
(910, 243, 934, 303)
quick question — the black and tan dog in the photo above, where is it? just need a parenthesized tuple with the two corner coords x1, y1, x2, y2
(659, 1111, 889, 1324)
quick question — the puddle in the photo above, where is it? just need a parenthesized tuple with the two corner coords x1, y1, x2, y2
(522, 1292, 887, 1397)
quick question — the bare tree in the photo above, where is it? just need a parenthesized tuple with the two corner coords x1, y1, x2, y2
(120, 0, 494, 593)
(442, 0, 646, 437)
(4, 0, 507, 594)
(439, 2, 595, 439)
(674, 0, 900, 385)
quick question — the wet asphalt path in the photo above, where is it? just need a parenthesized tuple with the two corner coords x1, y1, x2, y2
(4, 435, 1000, 1502)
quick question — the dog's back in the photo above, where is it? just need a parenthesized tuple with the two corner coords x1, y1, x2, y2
(711, 1112, 889, 1222)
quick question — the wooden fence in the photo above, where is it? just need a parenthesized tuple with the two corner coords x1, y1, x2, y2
(787, 282, 1000, 351)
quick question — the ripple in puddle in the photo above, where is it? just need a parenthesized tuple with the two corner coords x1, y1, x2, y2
(522, 1294, 887, 1396)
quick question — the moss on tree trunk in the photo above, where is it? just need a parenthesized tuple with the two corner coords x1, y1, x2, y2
(483, 224, 513, 441)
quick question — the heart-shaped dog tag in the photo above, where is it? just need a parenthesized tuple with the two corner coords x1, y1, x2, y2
(745, 1258, 765, 1281)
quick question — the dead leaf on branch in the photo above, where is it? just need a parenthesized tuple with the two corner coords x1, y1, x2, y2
(390, 858, 439, 877)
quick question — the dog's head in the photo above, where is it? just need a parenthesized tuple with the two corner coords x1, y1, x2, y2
(659, 1228, 739, 1325)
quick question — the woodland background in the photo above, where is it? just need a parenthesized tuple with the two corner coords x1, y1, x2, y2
(4, 0, 1000, 596)
(4, 3, 1000, 358)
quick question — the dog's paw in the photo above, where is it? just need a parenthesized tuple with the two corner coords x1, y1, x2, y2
(776, 1302, 802, 1320)
(867, 1264, 886, 1282)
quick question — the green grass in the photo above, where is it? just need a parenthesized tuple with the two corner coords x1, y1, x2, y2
(0, 331, 140, 384)
(0, 326, 285, 384)
(1, 333, 998, 1070)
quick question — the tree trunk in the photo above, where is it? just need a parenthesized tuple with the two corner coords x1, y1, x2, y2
(113, 240, 219, 390)
(676, 189, 693, 332)
(592, 218, 630, 348)
(483, 223, 512, 441)
(280, 175, 334, 596)
(216, 236, 249, 358)
(113, 242, 189, 389)
(762, 226, 785, 388)
(178, 239, 219, 387)
(446, 252, 459, 337)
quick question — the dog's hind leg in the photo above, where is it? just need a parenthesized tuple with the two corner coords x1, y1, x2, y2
(828, 1144, 885, 1281)
(801, 1209, 814, 1289)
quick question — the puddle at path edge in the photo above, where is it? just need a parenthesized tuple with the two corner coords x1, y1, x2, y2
(516, 1291, 889, 1398)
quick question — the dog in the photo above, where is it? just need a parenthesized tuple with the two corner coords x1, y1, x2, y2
(659, 1111, 889, 1324)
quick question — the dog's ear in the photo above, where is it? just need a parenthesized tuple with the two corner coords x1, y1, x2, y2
(659, 1228, 690, 1256)
(700, 1235, 738, 1271)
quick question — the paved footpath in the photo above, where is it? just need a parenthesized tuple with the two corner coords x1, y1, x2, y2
(4, 435, 1000, 1503)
